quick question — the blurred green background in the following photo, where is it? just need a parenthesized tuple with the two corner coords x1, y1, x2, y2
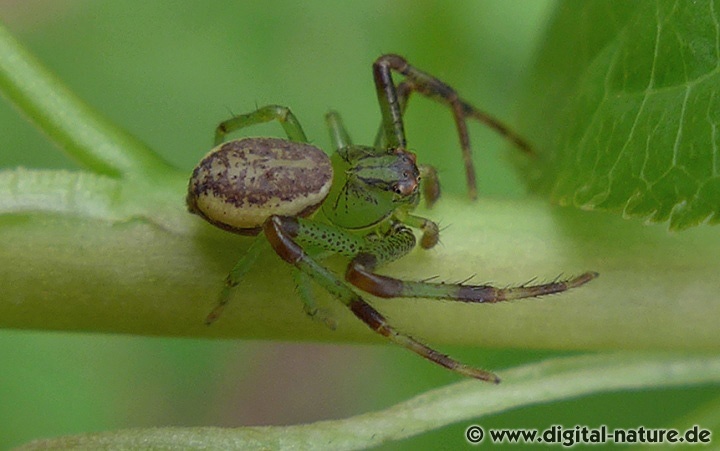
(0, 1, 717, 448)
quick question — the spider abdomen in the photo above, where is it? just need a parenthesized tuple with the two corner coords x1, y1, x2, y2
(187, 137, 333, 235)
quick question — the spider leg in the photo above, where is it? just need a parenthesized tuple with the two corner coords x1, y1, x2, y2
(345, 223, 599, 302)
(325, 110, 353, 149)
(205, 236, 267, 325)
(264, 215, 501, 382)
(373, 79, 414, 149)
(293, 269, 338, 330)
(373, 54, 533, 200)
(214, 104, 308, 145)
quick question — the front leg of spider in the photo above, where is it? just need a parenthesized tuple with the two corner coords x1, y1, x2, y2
(372, 53, 534, 200)
(262, 214, 596, 383)
(342, 224, 598, 303)
(263, 215, 503, 383)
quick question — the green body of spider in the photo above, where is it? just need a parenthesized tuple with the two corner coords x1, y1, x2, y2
(187, 54, 598, 383)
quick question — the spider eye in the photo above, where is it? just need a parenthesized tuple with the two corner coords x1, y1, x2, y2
(393, 179, 418, 196)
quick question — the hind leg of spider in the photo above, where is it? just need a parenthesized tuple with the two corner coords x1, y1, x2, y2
(205, 236, 267, 325)
(345, 223, 598, 302)
(294, 268, 338, 330)
(214, 104, 309, 145)
(263, 215, 501, 382)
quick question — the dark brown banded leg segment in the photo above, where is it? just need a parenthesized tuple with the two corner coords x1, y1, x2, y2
(372, 54, 534, 200)
(347, 248, 598, 302)
(348, 299, 500, 383)
(263, 215, 500, 382)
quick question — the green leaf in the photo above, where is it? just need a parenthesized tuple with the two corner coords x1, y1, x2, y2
(17, 353, 720, 450)
(517, 0, 720, 230)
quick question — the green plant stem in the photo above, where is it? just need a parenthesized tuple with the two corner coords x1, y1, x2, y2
(18, 353, 720, 450)
(1, 167, 718, 351)
(0, 22, 171, 178)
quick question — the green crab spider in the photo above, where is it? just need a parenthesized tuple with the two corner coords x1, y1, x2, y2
(187, 54, 598, 383)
